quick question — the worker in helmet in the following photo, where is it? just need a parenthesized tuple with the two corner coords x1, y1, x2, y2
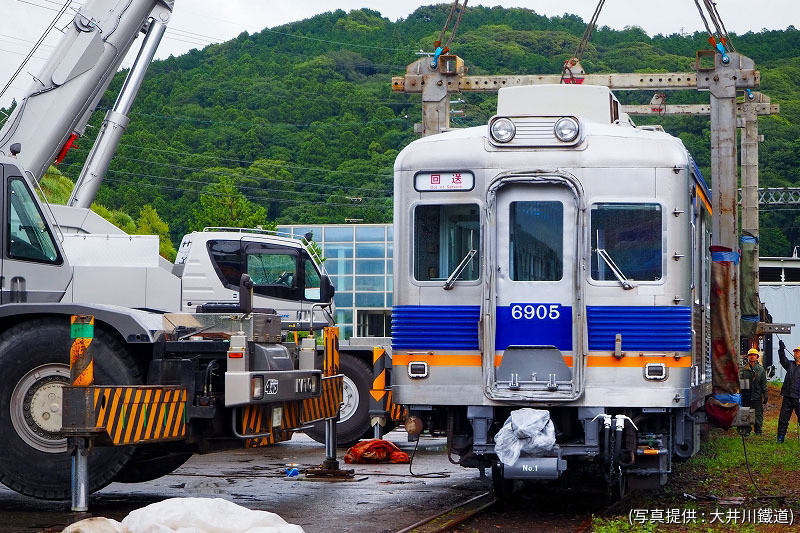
(740, 348, 767, 435)
(776, 340, 800, 443)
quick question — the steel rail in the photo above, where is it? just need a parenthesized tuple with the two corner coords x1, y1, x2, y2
(394, 491, 497, 533)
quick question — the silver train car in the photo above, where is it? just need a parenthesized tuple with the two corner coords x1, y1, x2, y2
(391, 84, 713, 492)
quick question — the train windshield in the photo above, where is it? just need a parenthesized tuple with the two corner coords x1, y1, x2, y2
(414, 204, 480, 282)
(510, 201, 563, 281)
(590, 203, 662, 282)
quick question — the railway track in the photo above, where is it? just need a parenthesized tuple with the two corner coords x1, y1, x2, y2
(394, 480, 628, 532)
(395, 491, 497, 533)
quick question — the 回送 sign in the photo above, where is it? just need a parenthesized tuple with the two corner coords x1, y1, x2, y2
(414, 171, 474, 192)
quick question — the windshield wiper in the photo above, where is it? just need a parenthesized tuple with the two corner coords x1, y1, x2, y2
(443, 249, 478, 290)
(596, 247, 635, 290)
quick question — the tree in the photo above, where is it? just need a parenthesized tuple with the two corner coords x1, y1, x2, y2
(136, 204, 177, 261)
(190, 177, 275, 231)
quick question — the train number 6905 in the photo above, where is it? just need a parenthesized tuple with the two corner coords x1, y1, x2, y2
(510, 304, 560, 320)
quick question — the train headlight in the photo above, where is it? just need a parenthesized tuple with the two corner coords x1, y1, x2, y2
(490, 117, 516, 143)
(554, 117, 580, 142)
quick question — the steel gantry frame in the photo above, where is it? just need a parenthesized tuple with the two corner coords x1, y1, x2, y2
(392, 50, 781, 419)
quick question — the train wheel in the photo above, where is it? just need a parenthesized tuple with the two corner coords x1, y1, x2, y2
(603, 473, 628, 503)
(0, 319, 141, 499)
(491, 462, 515, 501)
(305, 352, 372, 447)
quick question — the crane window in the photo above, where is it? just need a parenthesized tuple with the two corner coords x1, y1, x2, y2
(510, 201, 563, 281)
(414, 204, 480, 282)
(7, 178, 61, 264)
(591, 203, 662, 282)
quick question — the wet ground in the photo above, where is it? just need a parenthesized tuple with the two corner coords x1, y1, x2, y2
(0, 431, 490, 533)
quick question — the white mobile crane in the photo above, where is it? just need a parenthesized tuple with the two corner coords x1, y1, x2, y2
(0, 0, 391, 457)
(0, 0, 368, 503)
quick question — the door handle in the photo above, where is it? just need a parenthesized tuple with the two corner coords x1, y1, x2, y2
(10, 276, 26, 303)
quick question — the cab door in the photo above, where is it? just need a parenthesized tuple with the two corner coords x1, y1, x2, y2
(490, 178, 582, 401)
(1, 166, 70, 303)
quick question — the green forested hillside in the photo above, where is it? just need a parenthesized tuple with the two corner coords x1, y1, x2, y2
(7, 5, 800, 255)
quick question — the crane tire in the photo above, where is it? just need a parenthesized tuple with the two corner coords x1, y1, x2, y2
(305, 352, 372, 447)
(0, 319, 141, 500)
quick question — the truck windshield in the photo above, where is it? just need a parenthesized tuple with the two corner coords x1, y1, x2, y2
(247, 253, 296, 288)
(7, 178, 60, 264)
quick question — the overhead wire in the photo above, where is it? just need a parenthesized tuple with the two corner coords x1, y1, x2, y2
(100, 176, 389, 209)
(34, 0, 418, 53)
(0, 0, 72, 103)
(101, 168, 392, 202)
(96, 107, 411, 129)
(101, 155, 393, 195)
(257, 26, 417, 53)
(113, 142, 395, 179)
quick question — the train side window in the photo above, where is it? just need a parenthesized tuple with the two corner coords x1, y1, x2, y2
(510, 201, 563, 281)
(7, 178, 61, 264)
(591, 203, 662, 282)
(414, 204, 480, 282)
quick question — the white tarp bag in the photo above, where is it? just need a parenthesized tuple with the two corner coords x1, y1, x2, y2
(63, 518, 126, 533)
(63, 498, 305, 533)
(494, 408, 556, 466)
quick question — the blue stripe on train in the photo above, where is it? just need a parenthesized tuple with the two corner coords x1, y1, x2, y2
(392, 306, 480, 350)
(392, 305, 692, 353)
(586, 306, 692, 352)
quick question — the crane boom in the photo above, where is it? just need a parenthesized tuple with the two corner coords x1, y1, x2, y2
(0, 0, 174, 191)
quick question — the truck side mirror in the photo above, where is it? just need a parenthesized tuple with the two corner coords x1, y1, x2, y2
(239, 273, 254, 313)
(320, 274, 335, 304)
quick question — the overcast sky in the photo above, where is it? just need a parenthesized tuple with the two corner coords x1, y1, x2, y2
(1, 1, 798, 107)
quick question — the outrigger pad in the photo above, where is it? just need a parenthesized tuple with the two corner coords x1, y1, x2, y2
(497, 345, 572, 385)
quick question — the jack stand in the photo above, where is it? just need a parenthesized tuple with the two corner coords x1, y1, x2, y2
(306, 417, 355, 479)
(69, 437, 90, 512)
(372, 418, 384, 440)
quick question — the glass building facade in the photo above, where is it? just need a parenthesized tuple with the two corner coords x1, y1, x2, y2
(277, 224, 392, 340)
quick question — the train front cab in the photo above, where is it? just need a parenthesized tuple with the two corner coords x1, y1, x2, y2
(392, 84, 713, 492)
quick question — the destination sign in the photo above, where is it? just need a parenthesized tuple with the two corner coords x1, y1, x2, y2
(415, 171, 474, 192)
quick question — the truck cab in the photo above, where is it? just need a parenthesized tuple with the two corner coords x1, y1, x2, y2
(174, 229, 333, 327)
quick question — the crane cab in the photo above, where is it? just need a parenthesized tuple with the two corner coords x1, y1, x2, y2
(0, 159, 71, 303)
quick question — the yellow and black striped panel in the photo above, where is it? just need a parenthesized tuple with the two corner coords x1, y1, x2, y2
(241, 404, 270, 437)
(93, 387, 187, 445)
(241, 404, 275, 448)
(245, 429, 292, 448)
(323, 327, 340, 377)
(386, 390, 407, 422)
(301, 375, 343, 424)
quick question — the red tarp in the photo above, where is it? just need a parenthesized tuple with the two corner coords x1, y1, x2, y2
(343, 439, 410, 464)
